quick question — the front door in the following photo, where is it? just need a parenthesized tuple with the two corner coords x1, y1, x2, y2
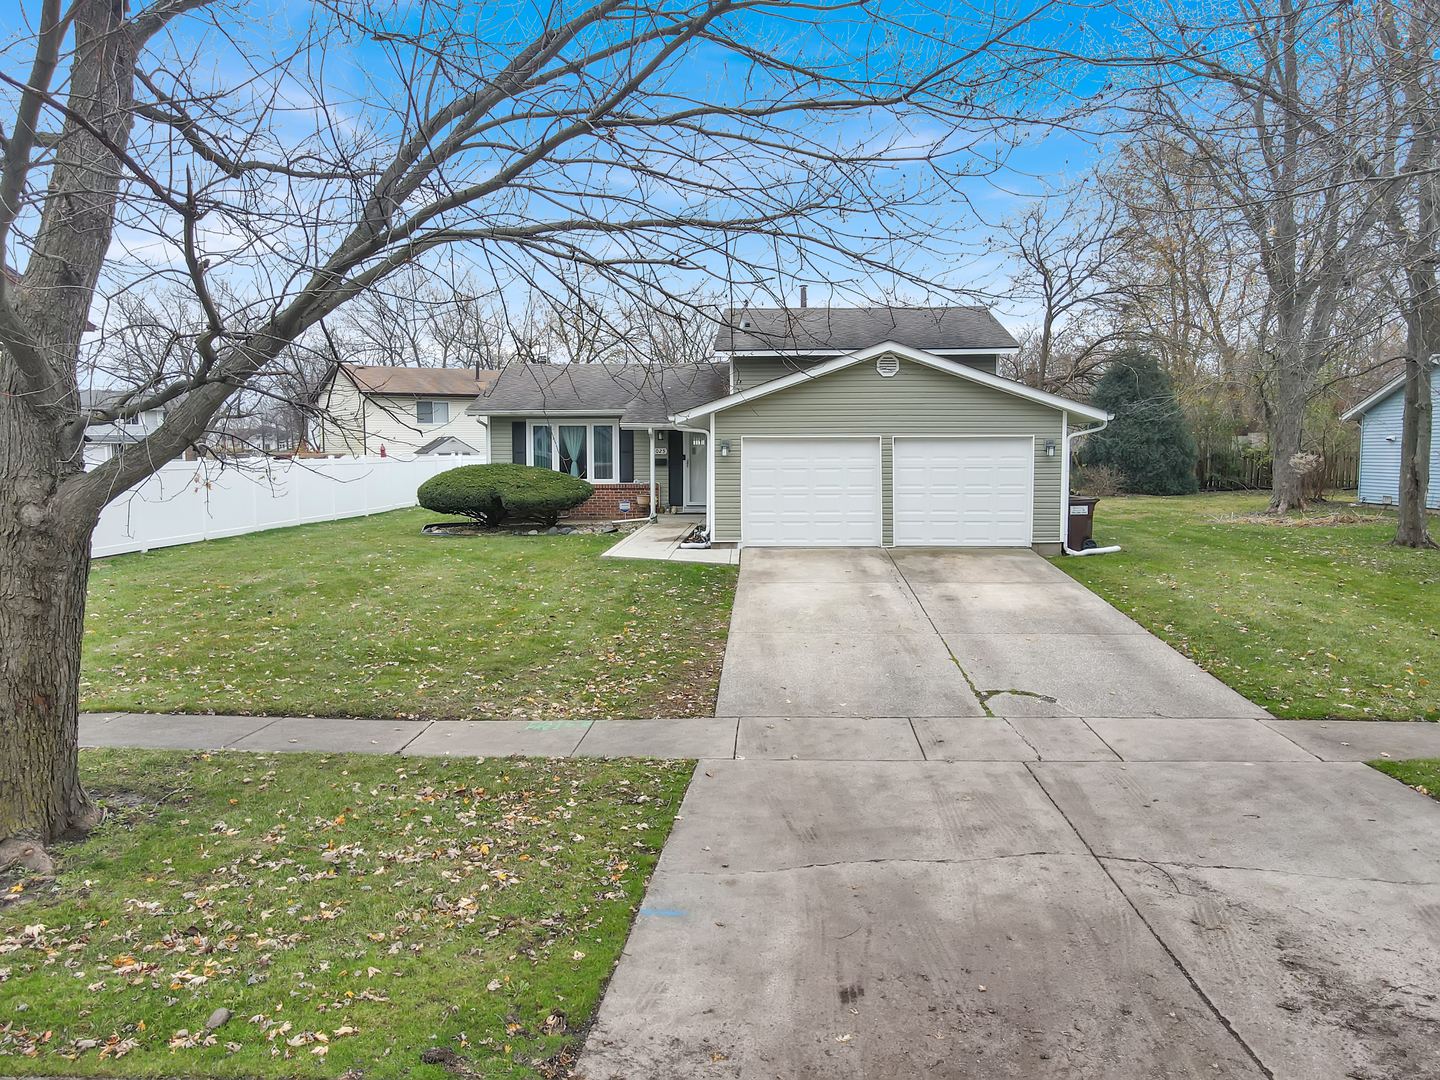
(685, 432, 708, 507)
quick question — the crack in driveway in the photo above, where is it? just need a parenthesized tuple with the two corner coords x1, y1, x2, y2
(883, 549, 1059, 717)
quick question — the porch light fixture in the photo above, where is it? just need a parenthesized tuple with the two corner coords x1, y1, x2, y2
(720, 441, 730, 456)
(1045, 439, 1056, 456)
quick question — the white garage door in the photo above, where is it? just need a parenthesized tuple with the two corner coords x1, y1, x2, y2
(893, 437, 1033, 546)
(742, 438, 882, 546)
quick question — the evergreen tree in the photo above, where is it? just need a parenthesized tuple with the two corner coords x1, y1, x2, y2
(1081, 350, 1200, 495)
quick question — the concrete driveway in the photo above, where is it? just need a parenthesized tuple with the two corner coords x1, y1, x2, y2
(715, 546, 1267, 719)
(578, 548, 1440, 1080)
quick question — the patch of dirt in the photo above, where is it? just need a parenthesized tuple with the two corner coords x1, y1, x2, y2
(1211, 510, 1388, 527)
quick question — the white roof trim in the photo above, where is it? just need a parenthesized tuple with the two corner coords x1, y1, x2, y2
(1340, 359, 1438, 421)
(668, 341, 1109, 424)
(1341, 374, 1405, 421)
(718, 346, 1019, 358)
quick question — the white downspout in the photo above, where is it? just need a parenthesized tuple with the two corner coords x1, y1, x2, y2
(1063, 415, 1122, 556)
(648, 428, 657, 523)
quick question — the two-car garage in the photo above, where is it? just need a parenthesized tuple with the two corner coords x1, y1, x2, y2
(740, 436, 1035, 548)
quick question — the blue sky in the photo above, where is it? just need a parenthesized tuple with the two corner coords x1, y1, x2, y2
(2, 0, 1111, 332)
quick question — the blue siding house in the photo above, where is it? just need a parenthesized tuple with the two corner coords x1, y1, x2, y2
(1342, 372, 1440, 509)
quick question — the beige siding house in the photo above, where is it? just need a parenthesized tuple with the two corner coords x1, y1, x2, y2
(313, 365, 497, 457)
(468, 307, 1108, 553)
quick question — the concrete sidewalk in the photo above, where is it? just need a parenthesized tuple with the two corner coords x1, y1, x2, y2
(82, 711, 1440, 763)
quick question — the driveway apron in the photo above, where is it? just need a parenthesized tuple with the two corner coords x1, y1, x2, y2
(577, 549, 1440, 1080)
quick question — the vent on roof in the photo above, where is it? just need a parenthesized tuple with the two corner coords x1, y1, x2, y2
(739, 319, 751, 330)
(876, 354, 899, 378)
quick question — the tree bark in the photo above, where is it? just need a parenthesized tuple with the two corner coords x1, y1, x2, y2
(0, 416, 102, 847)
(1394, 265, 1437, 547)
(0, 0, 137, 851)
(1265, 333, 1315, 514)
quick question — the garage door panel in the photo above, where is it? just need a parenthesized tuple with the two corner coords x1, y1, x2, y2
(894, 437, 1033, 547)
(743, 438, 881, 547)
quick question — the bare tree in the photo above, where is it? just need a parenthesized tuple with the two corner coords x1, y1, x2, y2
(1364, 0, 1438, 547)
(1099, 0, 1389, 512)
(0, 0, 1059, 857)
(990, 182, 1129, 393)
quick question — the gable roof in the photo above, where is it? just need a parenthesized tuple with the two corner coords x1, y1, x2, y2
(416, 435, 479, 455)
(469, 362, 730, 425)
(669, 341, 1109, 424)
(715, 306, 1019, 354)
(1340, 362, 1438, 422)
(339, 364, 500, 396)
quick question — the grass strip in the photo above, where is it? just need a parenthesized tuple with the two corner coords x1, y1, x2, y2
(81, 508, 737, 721)
(1053, 492, 1440, 720)
(0, 747, 692, 1078)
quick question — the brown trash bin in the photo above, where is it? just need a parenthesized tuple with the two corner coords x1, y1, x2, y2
(1067, 496, 1100, 551)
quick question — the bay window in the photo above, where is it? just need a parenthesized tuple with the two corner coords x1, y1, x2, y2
(527, 420, 618, 482)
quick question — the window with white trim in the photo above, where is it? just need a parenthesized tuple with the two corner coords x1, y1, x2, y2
(416, 400, 449, 424)
(527, 420, 618, 482)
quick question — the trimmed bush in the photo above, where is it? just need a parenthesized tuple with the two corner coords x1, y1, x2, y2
(1081, 349, 1200, 496)
(417, 463, 594, 527)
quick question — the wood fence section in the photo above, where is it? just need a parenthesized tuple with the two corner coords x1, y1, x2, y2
(91, 455, 460, 558)
(1197, 449, 1359, 495)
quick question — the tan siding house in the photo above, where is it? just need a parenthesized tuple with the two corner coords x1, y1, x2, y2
(469, 307, 1107, 553)
(313, 365, 497, 457)
(707, 357, 1065, 546)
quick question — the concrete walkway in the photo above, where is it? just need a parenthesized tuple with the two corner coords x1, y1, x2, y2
(577, 548, 1440, 1080)
(600, 513, 740, 565)
(80, 710, 1440, 765)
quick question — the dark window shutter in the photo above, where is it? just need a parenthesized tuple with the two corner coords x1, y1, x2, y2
(510, 421, 526, 464)
(619, 429, 635, 483)
(668, 430, 684, 505)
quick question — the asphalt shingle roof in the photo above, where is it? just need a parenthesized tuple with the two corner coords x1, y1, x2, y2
(469, 362, 730, 424)
(714, 306, 1018, 353)
(340, 364, 500, 396)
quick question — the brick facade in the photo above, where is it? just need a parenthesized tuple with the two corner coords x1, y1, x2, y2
(564, 483, 653, 520)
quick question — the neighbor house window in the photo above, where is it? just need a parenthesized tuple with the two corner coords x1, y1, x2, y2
(416, 400, 449, 424)
(527, 421, 618, 482)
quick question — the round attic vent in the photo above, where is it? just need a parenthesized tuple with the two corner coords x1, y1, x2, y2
(876, 354, 899, 377)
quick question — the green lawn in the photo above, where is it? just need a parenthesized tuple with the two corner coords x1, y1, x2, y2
(1370, 758, 1440, 800)
(1052, 492, 1440, 720)
(82, 509, 737, 720)
(0, 748, 691, 1078)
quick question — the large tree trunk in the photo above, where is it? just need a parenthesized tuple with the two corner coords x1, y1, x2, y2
(1394, 277, 1437, 549)
(1265, 337, 1313, 514)
(0, 397, 102, 852)
(0, 0, 135, 856)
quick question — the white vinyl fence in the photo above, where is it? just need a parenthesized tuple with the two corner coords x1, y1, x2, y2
(91, 455, 462, 558)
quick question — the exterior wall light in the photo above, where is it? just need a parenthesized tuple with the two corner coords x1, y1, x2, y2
(1045, 440, 1056, 456)
(720, 441, 730, 456)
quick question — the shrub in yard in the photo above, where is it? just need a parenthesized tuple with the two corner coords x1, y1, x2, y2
(418, 463, 594, 526)
(1070, 463, 1124, 497)
(1081, 349, 1200, 495)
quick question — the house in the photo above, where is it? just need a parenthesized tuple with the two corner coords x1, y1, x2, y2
(311, 364, 498, 457)
(81, 388, 167, 467)
(1341, 369, 1440, 509)
(470, 307, 1110, 552)
(470, 362, 730, 519)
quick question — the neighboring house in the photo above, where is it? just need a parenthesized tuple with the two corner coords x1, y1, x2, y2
(311, 364, 498, 457)
(471, 307, 1111, 552)
(81, 388, 166, 467)
(1341, 369, 1440, 509)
